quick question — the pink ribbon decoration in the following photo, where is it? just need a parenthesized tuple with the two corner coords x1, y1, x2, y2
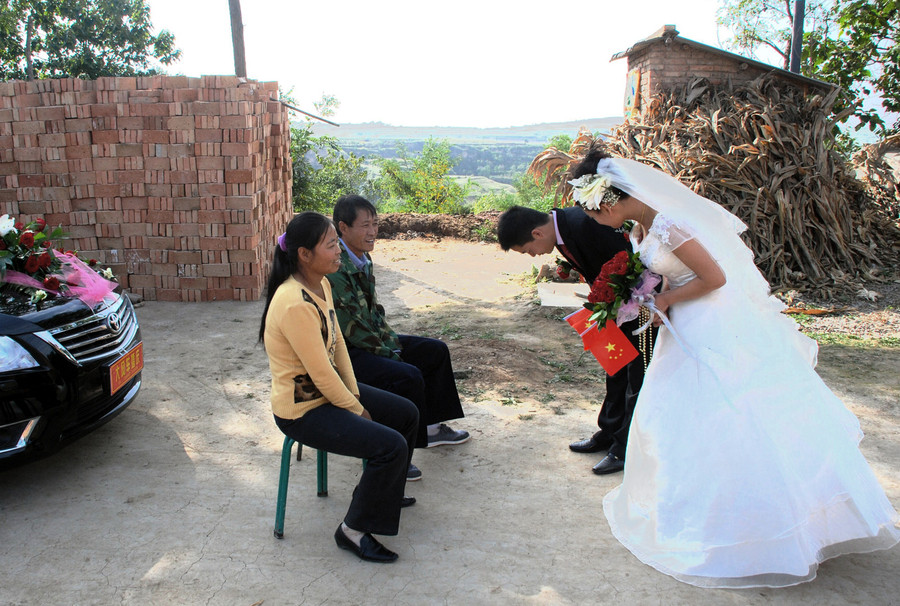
(615, 270, 662, 326)
(2, 251, 117, 308)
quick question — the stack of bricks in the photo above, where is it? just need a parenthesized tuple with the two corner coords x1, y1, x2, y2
(0, 75, 293, 302)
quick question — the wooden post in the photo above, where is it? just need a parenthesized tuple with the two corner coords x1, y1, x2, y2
(229, 0, 247, 77)
(789, 0, 805, 74)
(25, 12, 34, 80)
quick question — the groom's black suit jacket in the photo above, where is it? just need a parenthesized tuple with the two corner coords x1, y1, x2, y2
(553, 206, 647, 458)
(553, 206, 629, 282)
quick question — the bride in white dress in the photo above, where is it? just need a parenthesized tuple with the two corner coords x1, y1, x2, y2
(570, 153, 900, 588)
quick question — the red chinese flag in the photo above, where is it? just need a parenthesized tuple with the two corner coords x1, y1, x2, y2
(583, 322, 639, 376)
(564, 307, 595, 336)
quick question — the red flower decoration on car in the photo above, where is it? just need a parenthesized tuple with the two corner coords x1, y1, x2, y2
(39, 252, 52, 268)
(33, 218, 46, 232)
(88, 259, 98, 266)
(19, 231, 35, 248)
(43, 276, 60, 290)
(24, 255, 40, 273)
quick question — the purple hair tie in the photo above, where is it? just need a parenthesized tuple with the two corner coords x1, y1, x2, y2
(277, 232, 288, 252)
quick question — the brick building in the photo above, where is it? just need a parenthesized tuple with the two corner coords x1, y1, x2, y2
(613, 25, 836, 118)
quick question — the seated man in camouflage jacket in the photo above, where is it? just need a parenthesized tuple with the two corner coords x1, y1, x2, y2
(327, 195, 470, 482)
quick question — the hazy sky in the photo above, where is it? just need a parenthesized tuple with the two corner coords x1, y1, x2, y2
(144, 0, 732, 127)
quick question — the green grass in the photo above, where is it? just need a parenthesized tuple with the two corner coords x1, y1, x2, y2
(786, 313, 814, 327)
(438, 322, 462, 340)
(500, 392, 521, 406)
(805, 332, 900, 348)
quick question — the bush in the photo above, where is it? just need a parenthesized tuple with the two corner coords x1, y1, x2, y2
(373, 139, 469, 214)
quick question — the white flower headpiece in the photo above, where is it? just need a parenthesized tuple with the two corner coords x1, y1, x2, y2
(568, 174, 621, 210)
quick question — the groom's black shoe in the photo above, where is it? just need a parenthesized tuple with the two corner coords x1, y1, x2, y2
(592, 452, 625, 475)
(334, 525, 399, 563)
(570, 432, 613, 453)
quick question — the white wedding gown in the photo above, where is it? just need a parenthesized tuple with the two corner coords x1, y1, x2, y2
(603, 214, 900, 588)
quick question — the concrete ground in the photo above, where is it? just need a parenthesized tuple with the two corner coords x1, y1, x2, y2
(2, 240, 899, 606)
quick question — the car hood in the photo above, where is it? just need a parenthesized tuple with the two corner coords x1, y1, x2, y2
(0, 287, 96, 334)
(0, 312, 44, 336)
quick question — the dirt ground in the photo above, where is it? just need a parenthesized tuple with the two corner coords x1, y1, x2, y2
(1, 236, 899, 606)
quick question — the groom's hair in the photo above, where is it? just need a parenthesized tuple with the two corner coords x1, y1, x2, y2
(497, 206, 551, 251)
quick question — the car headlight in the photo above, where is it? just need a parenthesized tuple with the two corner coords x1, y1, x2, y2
(0, 336, 39, 372)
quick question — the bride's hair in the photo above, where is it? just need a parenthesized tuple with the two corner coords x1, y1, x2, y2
(571, 146, 628, 203)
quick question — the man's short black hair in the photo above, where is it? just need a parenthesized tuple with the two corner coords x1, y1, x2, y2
(333, 195, 377, 236)
(497, 206, 552, 251)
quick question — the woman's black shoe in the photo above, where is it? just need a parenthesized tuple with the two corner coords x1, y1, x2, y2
(334, 525, 399, 563)
(400, 496, 416, 508)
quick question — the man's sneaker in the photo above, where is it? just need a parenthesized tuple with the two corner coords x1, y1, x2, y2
(426, 424, 471, 448)
(407, 463, 422, 481)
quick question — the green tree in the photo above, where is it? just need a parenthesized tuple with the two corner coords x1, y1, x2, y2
(373, 138, 468, 214)
(545, 134, 574, 152)
(0, 0, 180, 80)
(717, 0, 839, 69)
(288, 95, 373, 213)
(717, 0, 900, 135)
(806, 0, 900, 133)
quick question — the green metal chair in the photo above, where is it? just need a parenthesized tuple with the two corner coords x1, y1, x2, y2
(273, 435, 366, 540)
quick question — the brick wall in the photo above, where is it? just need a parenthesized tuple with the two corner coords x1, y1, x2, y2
(0, 75, 293, 302)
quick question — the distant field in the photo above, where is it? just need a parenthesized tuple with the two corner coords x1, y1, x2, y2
(305, 117, 623, 194)
(308, 117, 623, 144)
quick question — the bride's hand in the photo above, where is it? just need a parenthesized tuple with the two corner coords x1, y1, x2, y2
(652, 293, 670, 326)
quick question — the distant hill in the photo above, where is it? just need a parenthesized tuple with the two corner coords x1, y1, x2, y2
(308, 118, 623, 145)
(304, 118, 624, 187)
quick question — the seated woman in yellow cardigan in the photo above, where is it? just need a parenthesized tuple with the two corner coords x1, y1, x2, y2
(259, 211, 418, 563)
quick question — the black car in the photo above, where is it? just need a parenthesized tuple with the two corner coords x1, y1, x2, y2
(0, 288, 142, 467)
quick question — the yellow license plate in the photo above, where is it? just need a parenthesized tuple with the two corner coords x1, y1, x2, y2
(109, 342, 143, 395)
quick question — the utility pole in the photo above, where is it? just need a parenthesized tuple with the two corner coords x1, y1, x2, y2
(25, 12, 34, 80)
(229, 0, 247, 77)
(789, 0, 805, 73)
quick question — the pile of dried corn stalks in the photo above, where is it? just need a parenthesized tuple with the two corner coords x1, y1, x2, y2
(530, 76, 900, 297)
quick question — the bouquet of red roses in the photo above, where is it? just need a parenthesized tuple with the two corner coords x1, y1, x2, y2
(586, 250, 660, 328)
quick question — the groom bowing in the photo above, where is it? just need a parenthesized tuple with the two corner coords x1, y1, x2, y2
(497, 204, 652, 474)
